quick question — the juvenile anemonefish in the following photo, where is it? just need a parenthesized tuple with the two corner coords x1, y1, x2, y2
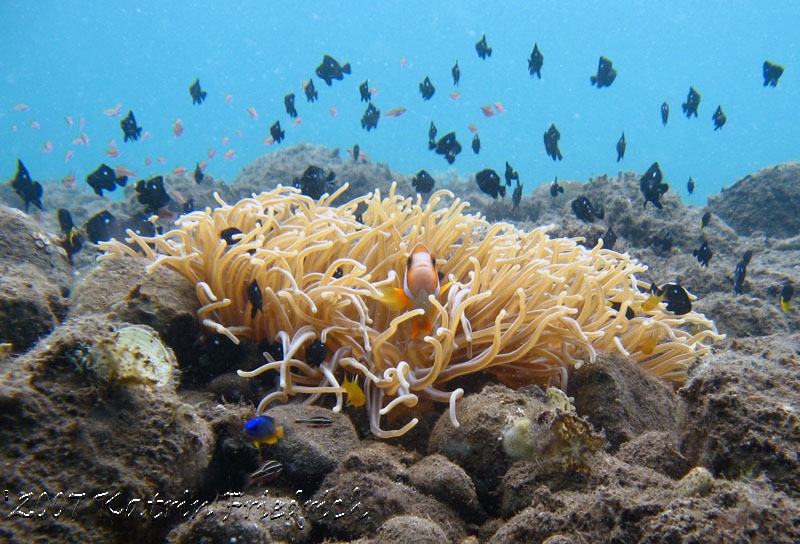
(342, 375, 365, 407)
(375, 243, 450, 339)
(244, 415, 284, 447)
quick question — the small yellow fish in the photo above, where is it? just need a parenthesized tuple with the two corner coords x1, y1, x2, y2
(641, 332, 658, 355)
(343, 375, 365, 407)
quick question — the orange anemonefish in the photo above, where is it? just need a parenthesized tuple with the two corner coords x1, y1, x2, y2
(375, 243, 450, 339)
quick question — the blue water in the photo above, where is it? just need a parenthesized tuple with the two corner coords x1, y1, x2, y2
(2, 1, 798, 207)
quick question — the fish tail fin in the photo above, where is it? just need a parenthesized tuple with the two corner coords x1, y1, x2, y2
(116, 175, 128, 187)
(374, 286, 410, 311)
(342, 63, 351, 74)
(487, 48, 492, 57)
(428, 141, 436, 150)
(590, 75, 597, 86)
(411, 316, 433, 339)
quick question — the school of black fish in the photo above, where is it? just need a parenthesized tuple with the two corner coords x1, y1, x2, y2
(5, 40, 789, 305)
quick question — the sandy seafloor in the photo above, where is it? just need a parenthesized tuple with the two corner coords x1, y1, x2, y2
(1, 144, 799, 543)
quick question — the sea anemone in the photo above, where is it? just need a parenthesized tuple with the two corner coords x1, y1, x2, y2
(100, 183, 722, 438)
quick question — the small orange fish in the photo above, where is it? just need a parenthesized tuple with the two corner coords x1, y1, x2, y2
(263, 136, 275, 145)
(103, 104, 122, 117)
(247, 107, 258, 120)
(14, 104, 29, 112)
(61, 173, 76, 188)
(157, 157, 167, 164)
(64, 150, 74, 162)
(71, 137, 83, 145)
(172, 166, 187, 176)
(222, 136, 230, 145)
(236, 129, 243, 137)
(41, 141, 53, 153)
(330, 106, 338, 117)
(78, 117, 85, 130)
(80, 132, 90, 145)
(400, 57, 407, 68)
(223, 149, 236, 160)
(370, 85, 378, 96)
(382, 107, 407, 118)
(374, 243, 450, 339)
(64, 115, 73, 127)
(225, 94, 234, 103)
(292, 117, 303, 126)
(208, 147, 216, 159)
(449, 91, 461, 100)
(144, 157, 152, 166)
(468, 123, 479, 134)
(198, 160, 208, 171)
(30, 121, 41, 129)
(173, 118, 184, 137)
(494, 102, 505, 114)
(481, 104, 494, 117)
(115, 165, 136, 178)
(141, 131, 151, 140)
(105, 146, 120, 158)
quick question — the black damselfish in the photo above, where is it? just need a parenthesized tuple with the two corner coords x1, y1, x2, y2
(304, 79, 318, 102)
(475, 34, 492, 59)
(639, 162, 669, 209)
(512, 180, 523, 210)
(682, 87, 701, 118)
(590, 56, 617, 87)
(693, 240, 713, 267)
(434, 132, 461, 164)
(452, 61, 460, 85)
(120, 110, 142, 142)
(194, 163, 204, 185)
(476, 169, 504, 198)
(135, 176, 170, 215)
(11, 159, 43, 212)
(316, 54, 351, 86)
(571, 196, 601, 222)
(293, 165, 336, 200)
(428, 121, 438, 149)
(284, 93, 298, 118)
(471, 133, 481, 154)
(247, 279, 263, 320)
(661, 102, 669, 126)
(712, 105, 726, 130)
(616, 132, 626, 162)
(189, 78, 207, 105)
(86, 163, 127, 197)
(602, 226, 617, 251)
(687, 177, 695, 195)
(504, 162, 519, 186)
(543, 123, 562, 161)
(701, 211, 712, 229)
(550, 177, 564, 198)
(270, 121, 285, 144)
(762, 60, 784, 87)
(528, 44, 543, 78)
(359, 80, 371, 102)
(412, 170, 435, 193)
(657, 283, 693, 315)
(361, 102, 380, 131)
(419, 76, 435, 100)
(733, 250, 754, 295)
(57, 208, 82, 258)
